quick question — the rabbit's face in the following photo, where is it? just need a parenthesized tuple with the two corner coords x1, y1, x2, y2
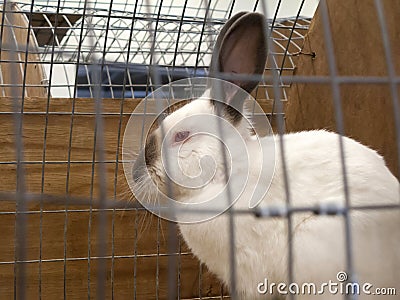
(148, 98, 217, 197)
(137, 95, 251, 200)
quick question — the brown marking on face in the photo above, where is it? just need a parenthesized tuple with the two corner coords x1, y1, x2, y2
(211, 100, 243, 126)
(145, 133, 157, 167)
(223, 102, 243, 125)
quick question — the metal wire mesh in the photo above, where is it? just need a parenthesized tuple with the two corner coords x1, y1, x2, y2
(0, 0, 399, 299)
(7, 0, 312, 100)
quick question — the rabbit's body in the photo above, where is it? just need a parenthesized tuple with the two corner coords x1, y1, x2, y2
(131, 11, 400, 299)
(179, 130, 400, 299)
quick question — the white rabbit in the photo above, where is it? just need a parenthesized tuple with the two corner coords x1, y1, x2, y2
(132, 12, 400, 299)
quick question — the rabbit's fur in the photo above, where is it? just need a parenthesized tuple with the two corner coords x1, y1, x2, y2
(133, 12, 400, 299)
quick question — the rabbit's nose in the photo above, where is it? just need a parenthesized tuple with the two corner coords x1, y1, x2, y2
(132, 166, 143, 183)
(132, 151, 146, 182)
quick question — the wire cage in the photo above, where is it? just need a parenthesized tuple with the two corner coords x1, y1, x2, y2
(5, 0, 313, 101)
(0, 0, 399, 299)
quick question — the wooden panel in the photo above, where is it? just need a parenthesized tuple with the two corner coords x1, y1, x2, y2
(0, 3, 47, 97)
(285, 0, 400, 178)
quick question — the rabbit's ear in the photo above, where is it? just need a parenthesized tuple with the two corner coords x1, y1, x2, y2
(209, 12, 267, 95)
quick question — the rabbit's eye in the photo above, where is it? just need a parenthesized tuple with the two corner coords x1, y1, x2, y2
(174, 131, 190, 143)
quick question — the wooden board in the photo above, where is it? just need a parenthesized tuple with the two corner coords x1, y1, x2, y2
(284, 0, 400, 178)
(0, 3, 47, 97)
(0, 96, 280, 299)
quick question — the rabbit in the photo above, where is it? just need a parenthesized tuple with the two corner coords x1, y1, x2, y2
(131, 12, 400, 299)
